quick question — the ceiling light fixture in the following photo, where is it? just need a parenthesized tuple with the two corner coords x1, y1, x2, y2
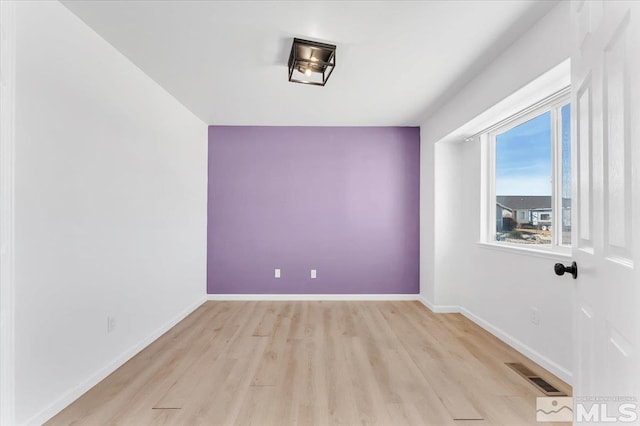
(288, 38, 336, 86)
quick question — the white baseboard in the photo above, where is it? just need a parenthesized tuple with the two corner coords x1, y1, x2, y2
(24, 296, 206, 426)
(418, 297, 461, 313)
(207, 294, 420, 301)
(459, 307, 572, 385)
(417, 298, 572, 384)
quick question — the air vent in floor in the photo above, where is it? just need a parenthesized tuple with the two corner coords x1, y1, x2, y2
(505, 362, 567, 396)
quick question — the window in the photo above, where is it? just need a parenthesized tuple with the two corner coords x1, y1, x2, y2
(485, 89, 571, 251)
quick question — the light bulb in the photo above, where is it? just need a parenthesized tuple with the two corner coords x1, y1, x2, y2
(304, 68, 312, 77)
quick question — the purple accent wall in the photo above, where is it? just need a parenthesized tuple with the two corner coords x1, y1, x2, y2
(207, 126, 420, 294)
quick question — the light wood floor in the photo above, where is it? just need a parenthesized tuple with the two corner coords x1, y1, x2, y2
(48, 301, 571, 425)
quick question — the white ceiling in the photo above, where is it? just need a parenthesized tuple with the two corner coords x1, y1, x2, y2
(62, 0, 558, 126)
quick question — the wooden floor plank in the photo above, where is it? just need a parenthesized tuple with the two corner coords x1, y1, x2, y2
(47, 302, 228, 425)
(47, 301, 571, 425)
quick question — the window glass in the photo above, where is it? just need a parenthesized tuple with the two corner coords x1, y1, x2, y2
(561, 103, 572, 245)
(495, 112, 552, 245)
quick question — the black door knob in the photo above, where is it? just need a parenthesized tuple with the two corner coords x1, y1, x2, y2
(554, 261, 578, 279)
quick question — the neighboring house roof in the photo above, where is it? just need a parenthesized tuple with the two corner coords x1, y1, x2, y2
(496, 202, 512, 212)
(497, 196, 551, 210)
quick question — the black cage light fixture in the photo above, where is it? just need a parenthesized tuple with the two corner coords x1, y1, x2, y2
(288, 38, 336, 86)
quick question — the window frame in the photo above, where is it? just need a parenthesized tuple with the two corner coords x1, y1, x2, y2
(482, 88, 571, 255)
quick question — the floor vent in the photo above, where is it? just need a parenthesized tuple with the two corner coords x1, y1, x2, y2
(505, 362, 567, 396)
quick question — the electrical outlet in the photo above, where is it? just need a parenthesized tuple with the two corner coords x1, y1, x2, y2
(274, 268, 281, 278)
(529, 307, 540, 325)
(107, 316, 116, 333)
(310, 269, 317, 279)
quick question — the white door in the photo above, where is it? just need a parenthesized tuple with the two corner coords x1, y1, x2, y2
(571, 0, 640, 422)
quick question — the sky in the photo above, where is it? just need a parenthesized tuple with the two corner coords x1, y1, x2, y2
(495, 105, 571, 197)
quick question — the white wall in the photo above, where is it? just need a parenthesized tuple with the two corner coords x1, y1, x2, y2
(419, 127, 435, 304)
(14, 2, 207, 424)
(420, 1, 573, 383)
(432, 141, 465, 306)
(421, 0, 572, 145)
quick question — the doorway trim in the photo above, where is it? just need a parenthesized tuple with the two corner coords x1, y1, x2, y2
(0, 1, 17, 424)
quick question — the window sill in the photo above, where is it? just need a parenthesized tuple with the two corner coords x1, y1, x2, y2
(476, 241, 572, 261)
